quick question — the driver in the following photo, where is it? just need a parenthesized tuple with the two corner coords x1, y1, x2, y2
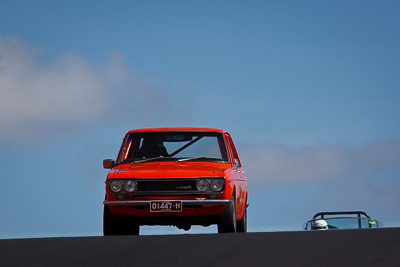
(311, 219, 328, 230)
(138, 136, 169, 158)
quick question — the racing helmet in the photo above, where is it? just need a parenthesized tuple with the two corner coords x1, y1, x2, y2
(311, 219, 328, 230)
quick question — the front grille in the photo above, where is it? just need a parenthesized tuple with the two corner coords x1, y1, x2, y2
(137, 179, 198, 194)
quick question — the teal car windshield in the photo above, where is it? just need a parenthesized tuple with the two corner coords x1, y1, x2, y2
(302, 211, 383, 230)
(303, 217, 381, 230)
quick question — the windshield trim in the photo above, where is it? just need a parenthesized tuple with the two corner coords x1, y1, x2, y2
(117, 131, 229, 164)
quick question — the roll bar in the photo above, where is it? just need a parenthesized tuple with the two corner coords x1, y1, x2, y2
(312, 211, 370, 220)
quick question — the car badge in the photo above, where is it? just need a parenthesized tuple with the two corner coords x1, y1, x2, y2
(176, 185, 192, 190)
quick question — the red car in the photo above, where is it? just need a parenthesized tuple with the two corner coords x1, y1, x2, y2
(103, 127, 248, 235)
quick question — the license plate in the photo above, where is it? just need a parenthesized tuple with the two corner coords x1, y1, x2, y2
(150, 200, 182, 212)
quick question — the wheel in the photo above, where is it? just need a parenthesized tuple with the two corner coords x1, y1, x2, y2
(237, 206, 247, 233)
(103, 206, 139, 236)
(103, 205, 118, 236)
(218, 194, 237, 233)
(121, 216, 140, 235)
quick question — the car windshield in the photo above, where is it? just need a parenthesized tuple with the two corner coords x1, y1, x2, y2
(303, 217, 383, 230)
(118, 131, 229, 163)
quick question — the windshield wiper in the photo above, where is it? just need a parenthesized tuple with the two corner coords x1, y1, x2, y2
(134, 156, 170, 164)
(176, 156, 223, 163)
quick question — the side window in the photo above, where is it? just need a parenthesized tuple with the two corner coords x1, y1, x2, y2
(226, 134, 241, 167)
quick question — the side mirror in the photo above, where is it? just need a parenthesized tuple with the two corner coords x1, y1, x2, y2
(103, 159, 115, 169)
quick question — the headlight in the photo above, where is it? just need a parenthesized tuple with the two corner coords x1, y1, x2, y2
(196, 179, 209, 192)
(110, 180, 123, 193)
(210, 179, 224, 192)
(124, 180, 138, 192)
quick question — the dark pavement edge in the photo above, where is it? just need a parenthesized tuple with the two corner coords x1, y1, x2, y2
(1, 228, 399, 267)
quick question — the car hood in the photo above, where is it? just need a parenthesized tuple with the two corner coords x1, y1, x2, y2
(108, 162, 229, 179)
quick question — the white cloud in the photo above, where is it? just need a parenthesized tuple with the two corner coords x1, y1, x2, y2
(240, 140, 400, 185)
(240, 140, 400, 225)
(0, 35, 189, 143)
(0, 37, 107, 124)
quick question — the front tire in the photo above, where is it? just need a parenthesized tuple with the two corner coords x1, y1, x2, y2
(218, 194, 237, 233)
(103, 206, 139, 236)
(237, 206, 247, 233)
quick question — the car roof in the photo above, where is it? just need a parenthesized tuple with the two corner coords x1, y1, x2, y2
(127, 127, 227, 134)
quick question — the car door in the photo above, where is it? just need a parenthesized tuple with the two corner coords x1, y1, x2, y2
(225, 133, 247, 219)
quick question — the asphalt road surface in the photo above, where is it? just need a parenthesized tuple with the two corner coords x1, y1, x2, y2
(1, 228, 399, 267)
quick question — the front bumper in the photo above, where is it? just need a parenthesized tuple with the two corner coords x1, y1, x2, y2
(103, 199, 231, 207)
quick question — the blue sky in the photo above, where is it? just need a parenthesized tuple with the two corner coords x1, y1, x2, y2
(1, 0, 400, 238)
